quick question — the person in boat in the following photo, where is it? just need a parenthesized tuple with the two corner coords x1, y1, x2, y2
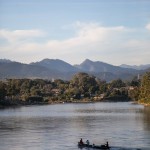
(86, 140, 90, 145)
(92, 143, 95, 147)
(79, 138, 83, 145)
(106, 141, 109, 147)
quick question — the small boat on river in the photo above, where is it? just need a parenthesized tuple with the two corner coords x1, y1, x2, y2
(78, 139, 110, 149)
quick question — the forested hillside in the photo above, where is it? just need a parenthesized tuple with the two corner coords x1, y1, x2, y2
(1, 72, 147, 107)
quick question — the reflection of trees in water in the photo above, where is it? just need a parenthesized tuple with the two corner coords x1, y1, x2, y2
(143, 107, 150, 131)
(0, 117, 23, 132)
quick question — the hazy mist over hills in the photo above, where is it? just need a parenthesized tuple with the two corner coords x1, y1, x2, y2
(120, 64, 150, 70)
(0, 58, 149, 81)
(74, 59, 139, 74)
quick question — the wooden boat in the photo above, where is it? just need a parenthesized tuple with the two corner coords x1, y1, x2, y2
(78, 142, 110, 149)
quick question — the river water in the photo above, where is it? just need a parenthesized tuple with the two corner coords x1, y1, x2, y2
(0, 102, 150, 150)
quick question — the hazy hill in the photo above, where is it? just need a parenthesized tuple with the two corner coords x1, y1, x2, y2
(74, 59, 142, 81)
(120, 64, 150, 70)
(30, 58, 79, 72)
(0, 59, 13, 63)
(0, 61, 64, 80)
(75, 59, 138, 74)
(0, 58, 148, 81)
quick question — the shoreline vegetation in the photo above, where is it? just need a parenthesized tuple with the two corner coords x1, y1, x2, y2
(0, 95, 131, 108)
(0, 72, 150, 108)
(138, 101, 150, 107)
(0, 97, 132, 109)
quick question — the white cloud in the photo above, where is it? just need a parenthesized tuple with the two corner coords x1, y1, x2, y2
(0, 22, 149, 65)
(146, 23, 150, 30)
(0, 29, 45, 43)
(44, 22, 126, 52)
(74, 21, 125, 42)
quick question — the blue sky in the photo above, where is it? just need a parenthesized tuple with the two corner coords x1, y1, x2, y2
(0, 0, 150, 65)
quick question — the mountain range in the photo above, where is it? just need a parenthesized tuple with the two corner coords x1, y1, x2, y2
(120, 64, 150, 70)
(0, 58, 149, 81)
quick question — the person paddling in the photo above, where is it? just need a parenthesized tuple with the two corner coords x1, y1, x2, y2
(86, 140, 90, 145)
(79, 138, 83, 145)
(106, 141, 109, 147)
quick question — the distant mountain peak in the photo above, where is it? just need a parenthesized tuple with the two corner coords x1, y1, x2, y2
(120, 64, 150, 70)
(84, 59, 93, 62)
(82, 59, 111, 66)
(81, 59, 94, 65)
(42, 58, 61, 61)
(75, 59, 138, 73)
(0, 59, 12, 63)
(30, 58, 79, 72)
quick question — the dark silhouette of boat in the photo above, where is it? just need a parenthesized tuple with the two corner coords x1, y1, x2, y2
(78, 142, 110, 149)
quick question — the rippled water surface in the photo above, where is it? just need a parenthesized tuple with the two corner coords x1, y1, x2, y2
(0, 102, 150, 150)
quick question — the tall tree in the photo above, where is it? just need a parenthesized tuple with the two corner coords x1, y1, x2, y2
(139, 72, 150, 104)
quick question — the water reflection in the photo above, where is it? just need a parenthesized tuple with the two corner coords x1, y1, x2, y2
(0, 102, 150, 150)
(74, 102, 144, 115)
(143, 107, 150, 130)
(142, 106, 150, 147)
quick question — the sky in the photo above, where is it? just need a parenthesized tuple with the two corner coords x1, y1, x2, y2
(0, 0, 150, 65)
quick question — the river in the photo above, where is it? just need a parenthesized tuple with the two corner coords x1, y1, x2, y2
(0, 102, 150, 150)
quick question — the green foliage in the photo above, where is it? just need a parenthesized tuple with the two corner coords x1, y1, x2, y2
(69, 73, 98, 98)
(0, 81, 7, 100)
(130, 79, 140, 87)
(98, 80, 108, 94)
(109, 79, 126, 89)
(139, 72, 150, 104)
(0, 72, 145, 106)
(27, 96, 43, 103)
(128, 87, 139, 101)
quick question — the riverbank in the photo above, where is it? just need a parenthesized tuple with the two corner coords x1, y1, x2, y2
(137, 99, 150, 106)
(138, 102, 150, 106)
(0, 96, 133, 108)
